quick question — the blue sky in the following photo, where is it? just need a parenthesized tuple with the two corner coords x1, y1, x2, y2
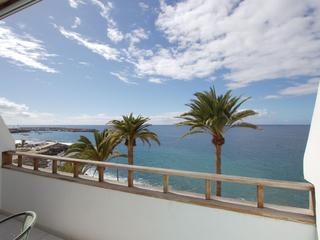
(0, 0, 319, 125)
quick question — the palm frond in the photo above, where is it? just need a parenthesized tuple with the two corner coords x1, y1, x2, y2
(181, 130, 205, 139)
(177, 85, 258, 139)
(66, 129, 123, 164)
(109, 113, 160, 147)
(229, 122, 259, 130)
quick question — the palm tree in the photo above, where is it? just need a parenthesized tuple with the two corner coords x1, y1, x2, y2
(109, 113, 160, 187)
(177, 87, 258, 196)
(65, 129, 123, 176)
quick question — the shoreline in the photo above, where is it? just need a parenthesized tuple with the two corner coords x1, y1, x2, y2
(13, 139, 156, 190)
(15, 139, 73, 146)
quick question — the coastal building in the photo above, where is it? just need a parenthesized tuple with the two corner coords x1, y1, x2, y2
(0, 1, 319, 239)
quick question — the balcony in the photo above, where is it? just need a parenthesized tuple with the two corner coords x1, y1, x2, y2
(0, 149, 317, 240)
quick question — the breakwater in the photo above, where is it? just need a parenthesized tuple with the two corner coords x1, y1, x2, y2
(9, 127, 96, 133)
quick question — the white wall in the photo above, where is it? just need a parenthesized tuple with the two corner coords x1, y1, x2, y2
(0, 116, 15, 209)
(1, 169, 317, 240)
(304, 83, 320, 238)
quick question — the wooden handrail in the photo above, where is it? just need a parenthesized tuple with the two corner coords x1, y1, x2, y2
(205, 179, 211, 200)
(97, 166, 104, 182)
(33, 158, 39, 171)
(73, 162, 79, 178)
(17, 155, 22, 167)
(9, 151, 313, 191)
(163, 175, 169, 193)
(257, 185, 264, 208)
(52, 160, 58, 174)
(2, 150, 316, 221)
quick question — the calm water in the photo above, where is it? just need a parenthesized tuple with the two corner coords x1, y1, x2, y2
(12, 125, 310, 208)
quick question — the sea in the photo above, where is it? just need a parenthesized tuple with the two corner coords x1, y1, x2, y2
(11, 125, 310, 208)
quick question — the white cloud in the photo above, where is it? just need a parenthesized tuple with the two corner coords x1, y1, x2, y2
(235, 108, 275, 124)
(56, 25, 119, 61)
(279, 78, 320, 96)
(255, 109, 268, 118)
(0, 97, 28, 112)
(0, 22, 57, 73)
(107, 27, 123, 42)
(90, 0, 113, 20)
(239, 108, 268, 118)
(0, 97, 56, 125)
(149, 78, 164, 84)
(66, 112, 181, 125)
(65, 113, 112, 125)
(131, 0, 320, 87)
(78, 61, 89, 65)
(126, 28, 148, 44)
(71, 17, 81, 29)
(90, 0, 124, 44)
(124, 28, 152, 60)
(149, 112, 181, 124)
(139, 2, 149, 11)
(17, 23, 26, 30)
(68, 0, 84, 8)
(0, 98, 181, 125)
(264, 95, 281, 100)
(0, 96, 180, 125)
(4, 112, 56, 125)
(110, 72, 137, 85)
(0, 98, 104, 125)
(266, 78, 320, 99)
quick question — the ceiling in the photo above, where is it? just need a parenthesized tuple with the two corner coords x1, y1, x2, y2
(0, 0, 10, 4)
(0, 0, 41, 20)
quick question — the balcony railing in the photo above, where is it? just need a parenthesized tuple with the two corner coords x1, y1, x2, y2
(1, 151, 316, 224)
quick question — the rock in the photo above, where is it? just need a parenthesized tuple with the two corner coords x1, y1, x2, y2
(15, 142, 69, 168)
(38, 143, 69, 155)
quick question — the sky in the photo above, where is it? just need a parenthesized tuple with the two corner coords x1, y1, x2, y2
(0, 0, 319, 125)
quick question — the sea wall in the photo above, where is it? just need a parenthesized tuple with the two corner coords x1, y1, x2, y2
(0, 116, 15, 208)
(1, 168, 317, 240)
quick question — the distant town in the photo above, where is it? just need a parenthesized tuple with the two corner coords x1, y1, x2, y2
(9, 127, 96, 133)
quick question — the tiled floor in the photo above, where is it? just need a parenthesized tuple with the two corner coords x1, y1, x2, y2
(0, 214, 63, 240)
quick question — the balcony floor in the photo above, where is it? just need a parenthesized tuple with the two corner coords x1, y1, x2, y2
(0, 214, 63, 240)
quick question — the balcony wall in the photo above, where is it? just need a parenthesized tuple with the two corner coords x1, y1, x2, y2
(0, 116, 15, 208)
(0, 168, 317, 240)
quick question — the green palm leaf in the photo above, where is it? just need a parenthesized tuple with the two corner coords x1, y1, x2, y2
(177, 86, 259, 138)
(64, 129, 123, 174)
(108, 113, 160, 147)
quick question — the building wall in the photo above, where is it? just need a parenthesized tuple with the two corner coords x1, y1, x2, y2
(304, 83, 320, 238)
(0, 116, 15, 209)
(1, 169, 317, 240)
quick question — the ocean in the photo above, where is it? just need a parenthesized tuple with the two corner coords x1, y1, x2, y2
(12, 125, 310, 208)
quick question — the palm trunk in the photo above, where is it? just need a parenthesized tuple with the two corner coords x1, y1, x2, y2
(215, 143, 222, 196)
(127, 144, 134, 187)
